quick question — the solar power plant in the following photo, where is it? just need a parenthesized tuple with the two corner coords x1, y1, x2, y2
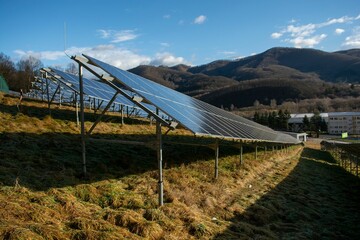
(44, 68, 152, 117)
(49, 68, 135, 107)
(79, 54, 299, 144)
(32, 77, 74, 103)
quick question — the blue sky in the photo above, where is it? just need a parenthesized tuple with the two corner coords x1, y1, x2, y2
(1, 0, 359, 70)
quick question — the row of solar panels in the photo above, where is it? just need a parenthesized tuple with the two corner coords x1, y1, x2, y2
(66, 54, 299, 144)
(31, 68, 168, 118)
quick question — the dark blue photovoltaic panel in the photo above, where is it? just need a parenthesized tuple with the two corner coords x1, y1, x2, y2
(47, 68, 160, 117)
(82, 54, 299, 144)
(32, 78, 74, 102)
(49, 69, 156, 112)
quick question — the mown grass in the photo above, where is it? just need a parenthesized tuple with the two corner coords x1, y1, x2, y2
(1, 94, 359, 239)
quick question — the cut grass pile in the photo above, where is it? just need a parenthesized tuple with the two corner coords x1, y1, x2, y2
(0, 95, 359, 239)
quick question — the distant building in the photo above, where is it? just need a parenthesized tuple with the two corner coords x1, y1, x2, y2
(327, 112, 360, 135)
(288, 112, 360, 135)
(288, 113, 328, 132)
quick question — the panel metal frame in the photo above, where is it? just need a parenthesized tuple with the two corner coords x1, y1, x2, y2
(68, 54, 300, 207)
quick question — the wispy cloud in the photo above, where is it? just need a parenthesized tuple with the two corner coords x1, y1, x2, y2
(163, 14, 171, 19)
(271, 14, 360, 48)
(14, 50, 65, 60)
(194, 15, 207, 24)
(342, 26, 360, 48)
(97, 29, 138, 43)
(219, 51, 236, 56)
(160, 42, 170, 47)
(218, 51, 238, 59)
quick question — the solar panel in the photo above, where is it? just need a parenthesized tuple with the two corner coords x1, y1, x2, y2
(80, 54, 299, 144)
(43, 68, 154, 117)
(49, 68, 134, 107)
(32, 77, 75, 103)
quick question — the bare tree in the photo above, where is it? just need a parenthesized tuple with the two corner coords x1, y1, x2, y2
(17, 55, 43, 74)
(16, 56, 43, 91)
(0, 52, 16, 84)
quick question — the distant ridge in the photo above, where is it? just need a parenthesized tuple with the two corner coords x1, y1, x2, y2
(129, 47, 360, 108)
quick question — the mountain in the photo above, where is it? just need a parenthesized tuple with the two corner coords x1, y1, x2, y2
(129, 47, 360, 109)
(188, 47, 360, 83)
(335, 49, 360, 58)
(129, 65, 238, 97)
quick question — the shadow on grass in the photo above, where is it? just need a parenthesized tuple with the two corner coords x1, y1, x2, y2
(0, 131, 244, 192)
(213, 148, 360, 239)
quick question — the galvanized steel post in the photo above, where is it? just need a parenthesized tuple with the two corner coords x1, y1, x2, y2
(215, 140, 219, 179)
(240, 144, 243, 165)
(156, 108, 164, 206)
(79, 64, 87, 177)
(255, 145, 258, 160)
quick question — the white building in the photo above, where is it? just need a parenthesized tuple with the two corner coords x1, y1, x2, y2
(327, 112, 360, 135)
(288, 113, 328, 132)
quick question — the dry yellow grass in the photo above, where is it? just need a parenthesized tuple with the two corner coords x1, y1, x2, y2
(1, 95, 359, 239)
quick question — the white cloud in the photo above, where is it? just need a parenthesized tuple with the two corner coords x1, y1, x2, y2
(320, 16, 353, 27)
(287, 34, 327, 48)
(68, 45, 151, 69)
(97, 29, 111, 39)
(271, 32, 282, 39)
(150, 52, 189, 66)
(15, 45, 190, 70)
(287, 23, 316, 38)
(163, 14, 171, 19)
(335, 28, 345, 35)
(271, 14, 360, 48)
(342, 27, 360, 48)
(14, 50, 65, 60)
(97, 29, 138, 43)
(194, 15, 207, 24)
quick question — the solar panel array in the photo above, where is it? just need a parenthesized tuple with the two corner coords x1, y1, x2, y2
(31, 76, 75, 103)
(42, 68, 151, 117)
(80, 54, 299, 144)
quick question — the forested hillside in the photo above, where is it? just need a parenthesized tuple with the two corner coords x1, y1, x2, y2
(129, 47, 360, 111)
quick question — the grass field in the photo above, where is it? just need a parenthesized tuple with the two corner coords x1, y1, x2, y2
(1, 94, 359, 239)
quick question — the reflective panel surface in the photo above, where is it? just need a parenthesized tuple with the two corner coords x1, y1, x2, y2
(83, 54, 299, 144)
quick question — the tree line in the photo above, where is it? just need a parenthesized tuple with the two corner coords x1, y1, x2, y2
(253, 110, 328, 134)
(0, 52, 77, 92)
(253, 110, 291, 130)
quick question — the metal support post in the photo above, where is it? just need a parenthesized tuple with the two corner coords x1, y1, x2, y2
(255, 145, 258, 160)
(120, 105, 124, 125)
(45, 77, 51, 114)
(215, 140, 219, 179)
(75, 93, 79, 127)
(240, 144, 243, 165)
(79, 64, 87, 177)
(59, 85, 62, 106)
(156, 108, 164, 206)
